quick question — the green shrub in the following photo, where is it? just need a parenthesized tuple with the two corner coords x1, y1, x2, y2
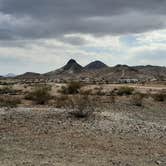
(61, 82, 82, 94)
(117, 86, 134, 96)
(25, 84, 51, 105)
(0, 96, 21, 108)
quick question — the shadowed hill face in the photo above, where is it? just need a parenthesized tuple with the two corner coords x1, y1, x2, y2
(63, 59, 83, 72)
(84, 60, 108, 70)
(44, 59, 83, 77)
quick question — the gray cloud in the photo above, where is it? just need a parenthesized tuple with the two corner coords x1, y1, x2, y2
(0, 0, 166, 41)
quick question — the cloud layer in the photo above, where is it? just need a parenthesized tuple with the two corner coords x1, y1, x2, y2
(0, 0, 166, 74)
(1, 0, 166, 39)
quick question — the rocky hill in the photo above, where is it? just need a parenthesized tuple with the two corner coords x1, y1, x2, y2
(16, 72, 41, 79)
(44, 59, 83, 78)
(84, 60, 108, 70)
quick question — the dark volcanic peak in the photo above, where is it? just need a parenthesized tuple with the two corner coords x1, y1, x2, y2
(63, 59, 83, 72)
(85, 60, 108, 70)
(44, 59, 83, 77)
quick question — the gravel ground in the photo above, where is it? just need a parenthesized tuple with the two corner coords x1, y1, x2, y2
(0, 104, 166, 166)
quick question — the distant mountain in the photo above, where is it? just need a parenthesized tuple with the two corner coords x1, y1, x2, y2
(44, 59, 83, 77)
(4, 73, 16, 78)
(43, 60, 166, 81)
(11, 59, 166, 82)
(16, 72, 41, 79)
(84, 60, 108, 70)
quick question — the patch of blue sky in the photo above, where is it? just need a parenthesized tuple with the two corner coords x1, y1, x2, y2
(120, 35, 139, 46)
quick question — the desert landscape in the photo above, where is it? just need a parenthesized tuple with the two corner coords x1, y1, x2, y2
(1, 0, 166, 165)
(0, 59, 166, 166)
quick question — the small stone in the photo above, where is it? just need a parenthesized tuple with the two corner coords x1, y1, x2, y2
(155, 160, 162, 165)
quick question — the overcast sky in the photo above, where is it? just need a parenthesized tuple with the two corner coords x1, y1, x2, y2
(0, 0, 166, 75)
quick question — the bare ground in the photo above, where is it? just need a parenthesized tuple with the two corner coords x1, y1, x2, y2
(0, 101, 166, 166)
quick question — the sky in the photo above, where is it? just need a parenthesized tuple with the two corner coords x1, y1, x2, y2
(0, 0, 166, 75)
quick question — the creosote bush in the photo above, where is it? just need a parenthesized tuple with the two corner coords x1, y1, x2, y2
(66, 95, 95, 119)
(25, 84, 52, 105)
(61, 82, 82, 94)
(117, 86, 134, 96)
(0, 96, 21, 108)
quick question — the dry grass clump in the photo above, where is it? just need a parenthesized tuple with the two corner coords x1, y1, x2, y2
(131, 93, 145, 106)
(117, 86, 134, 96)
(66, 95, 95, 119)
(25, 84, 52, 105)
(60, 82, 82, 94)
(0, 95, 21, 108)
(152, 92, 166, 102)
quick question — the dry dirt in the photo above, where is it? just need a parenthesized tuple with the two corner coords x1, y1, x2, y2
(0, 100, 166, 166)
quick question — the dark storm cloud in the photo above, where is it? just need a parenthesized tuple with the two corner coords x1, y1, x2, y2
(0, 0, 166, 40)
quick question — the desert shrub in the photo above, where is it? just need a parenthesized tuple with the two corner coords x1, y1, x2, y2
(153, 93, 166, 102)
(53, 95, 70, 108)
(131, 93, 144, 106)
(25, 84, 51, 104)
(0, 96, 21, 108)
(80, 89, 92, 95)
(0, 86, 18, 95)
(96, 90, 106, 96)
(117, 86, 134, 96)
(60, 82, 82, 94)
(66, 95, 95, 119)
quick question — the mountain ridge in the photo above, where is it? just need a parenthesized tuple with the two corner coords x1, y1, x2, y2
(14, 59, 166, 82)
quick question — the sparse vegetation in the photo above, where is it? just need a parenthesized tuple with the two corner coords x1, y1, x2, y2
(153, 93, 166, 102)
(80, 89, 92, 95)
(66, 95, 95, 119)
(0, 95, 21, 108)
(109, 94, 116, 104)
(117, 86, 134, 96)
(25, 84, 52, 104)
(52, 95, 70, 108)
(60, 82, 82, 94)
(131, 93, 144, 106)
(0, 86, 19, 95)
